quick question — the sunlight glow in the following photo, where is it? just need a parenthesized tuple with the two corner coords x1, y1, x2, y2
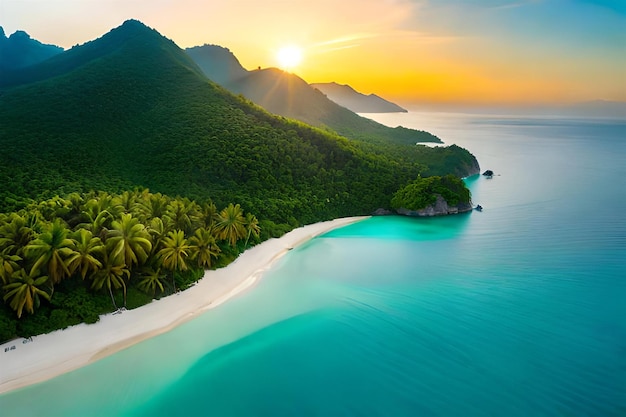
(276, 45, 303, 70)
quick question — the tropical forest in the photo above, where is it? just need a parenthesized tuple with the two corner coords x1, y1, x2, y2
(0, 20, 479, 342)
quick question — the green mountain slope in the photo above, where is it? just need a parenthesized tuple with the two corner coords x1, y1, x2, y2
(0, 20, 478, 225)
(0, 20, 202, 90)
(186, 45, 441, 145)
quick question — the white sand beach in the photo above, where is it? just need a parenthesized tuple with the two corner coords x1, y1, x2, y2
(0, 216, 367, 394)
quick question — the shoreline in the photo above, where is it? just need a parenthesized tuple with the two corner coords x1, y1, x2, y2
(0, 216, 368, 395)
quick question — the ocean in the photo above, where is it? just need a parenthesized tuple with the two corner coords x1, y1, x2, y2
(1, 111, 625, 416)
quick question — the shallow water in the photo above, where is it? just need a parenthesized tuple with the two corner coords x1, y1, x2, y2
(1, 112, 625, 416)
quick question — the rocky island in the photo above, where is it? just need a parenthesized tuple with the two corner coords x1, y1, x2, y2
(390, 175, 473, 217)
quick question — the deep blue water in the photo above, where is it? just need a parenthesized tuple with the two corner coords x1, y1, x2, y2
(1, 112, 625, 416)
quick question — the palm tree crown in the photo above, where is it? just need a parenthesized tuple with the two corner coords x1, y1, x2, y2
(67, 229, 104, 280)
(215, 203, 246, 246)
(25, 219, 75, 284)
(157, 230, 190, 273)
(0, 248, 21, 285)
(107, 214, 152, 268)
(91, 251, 130, 309)
(244, 213, 261, 247)
(3, 267, 50, 318)
(0, 213, 35, 257)
(189, 227, 221, 268)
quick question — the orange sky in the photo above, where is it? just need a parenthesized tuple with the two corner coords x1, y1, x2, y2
(3, 0, 625, 106)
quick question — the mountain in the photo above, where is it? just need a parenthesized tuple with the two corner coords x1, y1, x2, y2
(186, 44, 248, 86)
(310, 82, 407, 113)
(0, 27, 63, 71)
(0, 20, 198, 90)
(0, 20, 478, 226)
(186, 45, 440, 145)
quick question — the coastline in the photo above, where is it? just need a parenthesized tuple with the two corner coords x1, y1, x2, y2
(0, 216, 368, 395)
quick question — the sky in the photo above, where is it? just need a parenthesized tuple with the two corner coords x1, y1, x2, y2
(1, 0, 625, 106)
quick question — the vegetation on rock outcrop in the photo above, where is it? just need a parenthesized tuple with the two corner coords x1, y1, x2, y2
(391, 175, 472, 212)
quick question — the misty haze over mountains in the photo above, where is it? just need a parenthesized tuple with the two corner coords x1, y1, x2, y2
(310, 82, 407, 113)
(186, 44, 441, 144)
(185, 46, 407, 114)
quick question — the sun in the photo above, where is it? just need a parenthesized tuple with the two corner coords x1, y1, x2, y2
(276, 45, 303, 71)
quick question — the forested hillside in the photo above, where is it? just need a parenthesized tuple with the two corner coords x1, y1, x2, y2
(0, 19, 479, 340)
(0, 20, 478, 225)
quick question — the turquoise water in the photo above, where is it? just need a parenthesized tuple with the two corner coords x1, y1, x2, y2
(1, 113, 625, 416)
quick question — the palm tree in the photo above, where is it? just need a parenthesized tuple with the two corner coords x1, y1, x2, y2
(146, 216, 167, 253)
(189, 227, 221, 268)
(33, 195, 71, 222)
(65, 192, 86, 228)
(67, 229, 104, 280)
(199, 201, 218, 229)
(0, 213, 35, 257)
(137, 192, 170, 222)
(137, 266, 167, 296)
(107, 213, 152, 268)
(0, 247, 21, 285)
(96, 191, 124, 219)
(163, 200, 192, 235)
(112, 190, 138, 214)
(91, 252, 130, 309)
(78, 192, 123, 236)
(244, 213, 261, 247)
(3, 267, 51, 318)
(157, 230, 190, 292)
(215, 203, 246, 246)
(25, 219, 75, 285)
(77, 200, 112, 236)
(158, 230, 190, 272)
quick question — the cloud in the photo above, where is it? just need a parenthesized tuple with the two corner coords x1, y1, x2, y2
(309, 33, 378, 52)
(313, 33, 379, 47)
(489, 0, 540, 10)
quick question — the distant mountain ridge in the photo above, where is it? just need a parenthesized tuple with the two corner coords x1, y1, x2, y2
(186, 45, 440, 145)
(310, 82, 407, 113)
(0, 27, 63, 72)
(186, 44, 248, 86)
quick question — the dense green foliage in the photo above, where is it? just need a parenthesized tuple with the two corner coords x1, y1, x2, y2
(391, 175, 472, 210)
(0, 20, 479, 342)
(0, 20, 478, 222)
(0, 190, 259, 342)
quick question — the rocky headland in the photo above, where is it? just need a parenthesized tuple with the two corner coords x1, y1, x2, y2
(395, 195, 473, 217)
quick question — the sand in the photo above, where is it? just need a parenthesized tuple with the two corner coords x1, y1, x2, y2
(0, 216, 367, 394)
